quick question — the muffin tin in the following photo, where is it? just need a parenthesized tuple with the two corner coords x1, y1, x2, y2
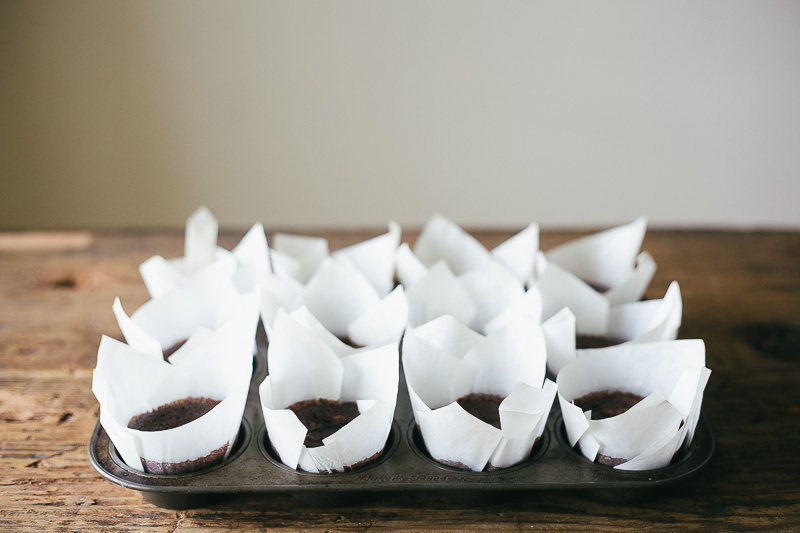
(88, 327, 715, 509)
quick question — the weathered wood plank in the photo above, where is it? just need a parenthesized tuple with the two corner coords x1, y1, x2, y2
(1, 228, 799, 530)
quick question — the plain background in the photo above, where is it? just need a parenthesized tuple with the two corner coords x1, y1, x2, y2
(1, 1, 799, 231)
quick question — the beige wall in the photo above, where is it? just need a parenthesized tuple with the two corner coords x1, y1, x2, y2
(2, 1, 799, 230)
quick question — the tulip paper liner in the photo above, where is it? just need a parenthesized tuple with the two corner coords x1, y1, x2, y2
(271, 222, 400, 296)
(259, 308, 399, 474)
(535, 253, 610, 335)
(557, 340, 711, 471)
(542, 281, 684, 376)
(397, 215, 541, 334)
(260, 224, 409, 347)
(402, 261, 477, 329)
(607, 281, 682, 344)
(140, 206, 271, 298)
(260, 258, 409, 348)
(400, 254, 540, 334)
(541, 308, 578, 377)
(270, 233, 330, 286)
(113, 267, 259, 360)
(407, 214, 539, 284)
(544, 216, 655, 303)
(91, 305, 257, 474)
(402, 315, 556, 472)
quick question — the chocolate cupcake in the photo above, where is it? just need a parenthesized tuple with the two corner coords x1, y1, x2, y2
(539, 280, 683, 377)
(397, 215, 540, 332)
(530, 218, 657, 373)
(139, 206, 271, 299)
(544, 216, 655, 305)
(260, 223, 408, 348)
(126, 396, 224, 474)
(113, 268, 257, 361)
(403, 314, 556, 472)
(402, 258, 542, 335)
(557, 340, 710, 470)
(409, 214, 539, 282)
(92, 303, 256, 474)
(285, 399, 361, 448)
(259, 308, 399, 473)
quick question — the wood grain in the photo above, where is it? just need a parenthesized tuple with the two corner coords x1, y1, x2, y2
(1, 228, 799, 531)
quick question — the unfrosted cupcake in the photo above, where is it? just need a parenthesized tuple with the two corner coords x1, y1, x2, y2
(536, 280, 683, 376)
(403, 314, 556, 472)
(113, 267, 258, 361)
(259, 307, 399, 473)
(544, 216, 655, 305)
(260, 223, 408, 348)
(557, 339, 710, 470)
(407, 213, 539, 282)
(92, 303, 256, 474)
(397, 215, 540, 333)
(139, 206, 271, 298)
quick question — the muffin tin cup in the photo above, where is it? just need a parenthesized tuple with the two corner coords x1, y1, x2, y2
(88, 331, 715, 509)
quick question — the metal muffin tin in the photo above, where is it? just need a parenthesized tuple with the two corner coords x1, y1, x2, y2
(88, 328, 715, 509)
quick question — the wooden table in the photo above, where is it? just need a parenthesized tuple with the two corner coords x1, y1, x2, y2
(1, 228, 799, 531)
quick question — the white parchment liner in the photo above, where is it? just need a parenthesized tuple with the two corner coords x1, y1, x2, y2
(543, 281, 684, 376)
(270, 233, 330, 285)
(114, 267, 257, 360)
(607, 281, 682, 344)
(544, 217, 655, 304)
(259, 308, 399, 473)
(271, 222, 399, 294)
(260, 223, 408, 347)
(402, 258, 538, 334)
(140, 206, 271, 298)
(397, 215, 539, 333)
(403, 315, 556, 471)
(401, 260, 477, 329)
(92, 300, 258, 473)
(408, 214, 539, 284)
(557, 339, 710, 471)
(534, 252, 610, 335)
